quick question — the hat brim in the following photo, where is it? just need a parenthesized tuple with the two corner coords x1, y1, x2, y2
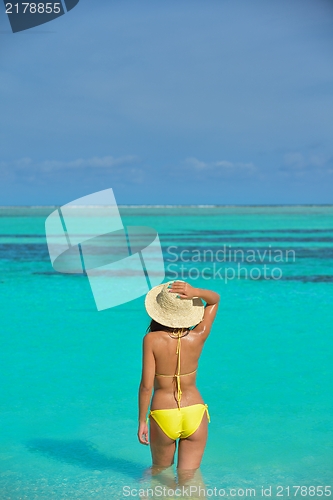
(145, 283, 204, 328)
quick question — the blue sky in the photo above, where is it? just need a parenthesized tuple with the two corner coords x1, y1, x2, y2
(0, 0, 333, 205)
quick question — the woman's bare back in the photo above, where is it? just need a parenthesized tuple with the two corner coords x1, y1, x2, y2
(150, 329, 206, 410)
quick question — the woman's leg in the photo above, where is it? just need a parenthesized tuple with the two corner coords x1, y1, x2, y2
(149, 417, 176, 467)
(177, 468, 207, 500)
(177, 412, 208, 470)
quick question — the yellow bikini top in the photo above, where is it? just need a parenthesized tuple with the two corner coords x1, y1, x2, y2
(155, 330, 197, 409)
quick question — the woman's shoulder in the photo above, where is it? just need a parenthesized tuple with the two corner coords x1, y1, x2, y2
(143, 330, 167, 344)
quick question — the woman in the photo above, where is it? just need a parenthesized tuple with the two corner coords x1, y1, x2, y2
(138, 280, 219, 470)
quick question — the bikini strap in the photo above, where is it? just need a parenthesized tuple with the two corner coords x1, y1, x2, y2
(204, 404, 211, 423)
(175, 331, 182, 409)
(155, 369, 197, 377)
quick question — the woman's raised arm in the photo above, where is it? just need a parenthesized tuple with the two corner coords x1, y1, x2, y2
(168, 281, 220, 340)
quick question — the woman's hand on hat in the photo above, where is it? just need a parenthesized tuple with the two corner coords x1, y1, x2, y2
(168, 281, 198, 299)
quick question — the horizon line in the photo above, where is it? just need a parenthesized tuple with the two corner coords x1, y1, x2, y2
(0, 203, 333, 208)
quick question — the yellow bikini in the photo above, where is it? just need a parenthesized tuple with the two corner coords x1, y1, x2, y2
(149, 331, 210, 440)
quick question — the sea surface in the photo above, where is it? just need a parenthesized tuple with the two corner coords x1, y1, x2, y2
(0, 205, 332, 499)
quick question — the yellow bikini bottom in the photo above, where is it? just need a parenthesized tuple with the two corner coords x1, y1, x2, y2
(149, 404, 210, 440)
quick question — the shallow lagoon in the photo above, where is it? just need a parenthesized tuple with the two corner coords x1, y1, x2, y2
(0, 206, 332, 498)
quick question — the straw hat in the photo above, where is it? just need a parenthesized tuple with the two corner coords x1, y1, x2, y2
(145, 281, 204, 328)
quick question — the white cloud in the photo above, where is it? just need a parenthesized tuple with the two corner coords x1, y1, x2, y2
(0, 155, 139, 173)
(185, 157, 208, 170)
(38, 155, 138, 171)
(283, 152, 329, 171)
(213, 160, 234, 168)
(0, 155, 143, 186)
(184, 157, 257, 176)
(275, 151, 333, 179)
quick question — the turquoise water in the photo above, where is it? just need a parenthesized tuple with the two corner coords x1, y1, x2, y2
(0, 206, 332, 499)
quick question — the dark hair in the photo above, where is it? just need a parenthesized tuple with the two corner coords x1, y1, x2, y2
(147, 319, 169, 332)
(146, 319, 197, 333)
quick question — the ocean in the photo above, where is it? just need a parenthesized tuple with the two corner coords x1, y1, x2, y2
(0, 205, 332, 499)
